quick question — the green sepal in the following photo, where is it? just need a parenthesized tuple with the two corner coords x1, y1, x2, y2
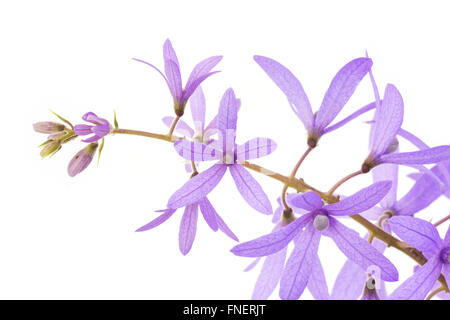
(113, 110, 119, 129)
(49, 109, 74, 129)
(97, 138, 105, 166)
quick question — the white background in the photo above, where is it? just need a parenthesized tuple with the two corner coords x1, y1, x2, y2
(1, 0, 449, 299)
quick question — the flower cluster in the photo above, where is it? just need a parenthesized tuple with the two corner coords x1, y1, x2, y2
(33, 39, 450, 300)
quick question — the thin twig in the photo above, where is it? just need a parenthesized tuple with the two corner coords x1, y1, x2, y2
(327, 169, 363, 196)
(434, 213, 450, 227)
(167, 116, 180, 139)
(426, 286, 445, 300)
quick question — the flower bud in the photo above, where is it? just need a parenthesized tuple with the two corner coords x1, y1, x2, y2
(33, 122, 66, 134)
(39, 140, 62, 158)
(67, 142, 98, 177)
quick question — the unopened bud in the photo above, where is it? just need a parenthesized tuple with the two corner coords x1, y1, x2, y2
(40, 140, 62, 158)
(67, 142, 98, 177)
(33, 122, 65, 134)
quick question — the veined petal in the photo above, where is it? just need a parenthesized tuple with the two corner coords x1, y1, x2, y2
(183, 71, 221, 103)
(163, 39, 180, 68)
(390, 255, 442, 300)
(254, 55, 314, 131)
(229, 164, 273, 214)
(135, 209, 177, 232)
(279, 223, 321, 300)
(307, 255, 330, 300)
(325, 217, 398, 281)
(230, 213, 313, 257)
(198, 197, 218, 231)
(315, 58, 373, 133)
(379, 146, 450, 165)
(372, 162, 399, 209)
(179, 203, 199, 255)
(214, 210, 239, 242)
(360, 206, 383, 221)
(190, 86, 206, 132)
(325, 181, 392, 216)
(394, 172, 441, 216)
(217, 88, 238, 153)
(82, 112, 108, 125)
(330, 259, 366, 300)
(73, 124, 93, 136)
(185, 56, 222, 95)
(369, 84, 404, 158)
(287, 191, 323, 212)
(205, 114, 218, 132)
(173, 140, 220, 162)
(81, 134, 102, 143)
(162, 117, 194, 137)
(252, 246, 287, 300)
(167, 164, 227, 209)
(236, 138, 277, 161)
(164, 59, 183, 101)
(132, 58, 170, 90)
(389, 216, 442, 255)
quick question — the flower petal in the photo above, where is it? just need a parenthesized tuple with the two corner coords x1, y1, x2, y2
(379, 145, 450, 165)
(164, 59, 183, 101)
(279, 223, 321, 300)
(73, 124, 93, 136)
(82, 112, 108, 125)
(325, 181, 392, 216)
(369, 84, 404, 158)
(307, 255, 330, 300)
(252, 246, 287, 300)
(325, 217, 398, 281)
(167, 164, 227, 209)
(254, 55, 314, 131)
(173, 140, 220, 162)
(179, 203, 199, 255)
(389, 216, 442, 255)
(132, 58, 170, 89)
(330, 259, 366, 300)
(315, 58, 373, 133)
(185, 56, 222, 96)
(81, 134, 102, 143)
(236, 138, 277, 161)
(217, 88, 239, 151)
(230, 213, 313, 257)
(135, 209, 177, 232)
(189, 86, 206, 132)
(198, 197, 218, 231)
(162, 117, 194, 137)
(214, 210, 239, 242)
(163, 39, 180, 69)
(229, 164, 273, 214)
(390, 255, 442, 300)
(287, 191, 323, 212)
(372, 163, 398, 209)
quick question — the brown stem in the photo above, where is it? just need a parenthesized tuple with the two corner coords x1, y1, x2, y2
(327, 169, 363, 196)
(167, 116, 180, 139)
(191, 161, 198, 175)
(434, 213, 450, 227)
(112, 128, 180, 142)
(426, 286, 445, 300)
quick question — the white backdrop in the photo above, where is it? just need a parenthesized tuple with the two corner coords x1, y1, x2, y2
(1, 0, 449, 299)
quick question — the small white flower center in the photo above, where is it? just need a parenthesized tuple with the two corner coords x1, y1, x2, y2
(313, 215, 329, 231)
(192, 131, 204, 144)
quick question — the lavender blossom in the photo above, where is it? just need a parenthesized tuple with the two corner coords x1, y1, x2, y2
(133, 39, 222, 117)
(67, 142, 98, 177)
(167, 88, 276, 215)
(254, 55, 373, 147)
(389, 216, 450, 300)
(231, 181, 398, 300)
(73, 112, 111, 143)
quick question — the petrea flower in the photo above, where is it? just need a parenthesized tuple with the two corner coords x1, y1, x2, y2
(67, 142, 98, 177)
(73, 112, 111, 143)
(389, 216, 450, 300)
(136, 197, 238, 255)
(231, 181, 399, 300)
(133, 39, 222, 117)
(167, 88, 276, 215)
(254, 55, 373, 147)
(34, 119, 77, 158)
(162, 86, 219, 172)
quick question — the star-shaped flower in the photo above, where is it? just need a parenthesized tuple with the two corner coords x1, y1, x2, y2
(167, 88, 276, 215)
(133, 39, 222, 117)
(73, 112, 111, 143)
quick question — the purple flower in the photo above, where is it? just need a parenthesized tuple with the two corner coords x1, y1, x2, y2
(67, 142, 98, 177)
(231, 181, 399, 300)
(254, 55, 373, 147)
(167, 88, 276, 215)
(136, 197, 238, 255)
(33, 121, 66, 134)
(133, 39, 222, 117)
(74, 112, 111, 143)
(389, 216, 450, 300)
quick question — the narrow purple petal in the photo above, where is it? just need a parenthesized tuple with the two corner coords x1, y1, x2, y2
(185, 56, 222, 95)
(390, 255, 442, 300)
(162, 117, 194, 137)
(82, 112, 108, 125)
(244, 258, 261, 272)
(330, 260, 366, 300)
(132, 58, 170, 89)
(315, 58, 373, 133)
(236, 138, 277, 161)
(189, 86, 206, 132)
(135, 209, 177, 232)
(217, 88, 238, 149)
(179, 203, 199, 255)
(198, 197, 218, 231)
(360, 206, 383, 221)
(230, 213, 313, 257)
(73, 124, 93, 136)
(164, 59, 183, 101)
(372, 163, 398, 209)
(252, 246, 287, 300)
(325, 217, 398, 281)
(167, 164, 227, 209)
(325, 181, 392, 216)
(389, 216, 442, 255)
(229, 164, 273, 214)
(279, 223, 321, 300)
(81, 134, 102, 143)
(287, 191, 323, 212)
(173, 140, 220, 162)
(214, 210, 239, 242)
(307, 255, 330, 300)
(379, 146, 450, 165)
(163, 39, 180, 68)
(205, 114, 218, 132)
(369, 84, 404, 158)
(254, 55, 314, 131)
(92, 124, 110, 138)
(183, 71, 221, 103)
